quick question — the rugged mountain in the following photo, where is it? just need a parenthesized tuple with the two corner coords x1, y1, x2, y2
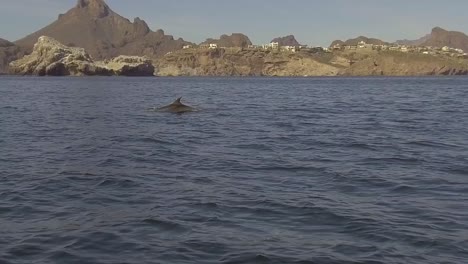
(14, 0, 190, 59)
(200, 33, 252, 48)
(421, 27, 468, 51)
(330, 36, 388, 47)
(271, 35, 301, 46)
(0, 38, 26, 73)
(395, 34, 431, 46)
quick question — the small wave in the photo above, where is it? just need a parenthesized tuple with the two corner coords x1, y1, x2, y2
(95, 178, 140, 188)
(391, 184, 417, 192)
(136, 137, 176, 145)
(220, 253, 272, 264)
(253, 165, 325, 172)
(344, 142, 378, 151)
(1, 106, 19, 110)
(404, 140, 460, 149)
(6, 243, 46, 257)
(359, 156, 423, 165)
(142, 218, 188, 233)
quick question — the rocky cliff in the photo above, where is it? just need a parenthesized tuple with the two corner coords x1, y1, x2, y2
(271, 35, 301, 46)
(338, 50, 468, 76)
(154, 46, 468, 77)
(155, 48, 340, 76)
(200, 33, 252, 48)
(10, 36, 154, 76)
(14, 0, 191, 60)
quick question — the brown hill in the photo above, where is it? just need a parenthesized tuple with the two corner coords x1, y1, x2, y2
(421, 27, 468, 51)
(271, 35, 301, 46)
(14, 0, 191, 59)
(395, 34, 431, 46)
(0, 38, 15, 48)
(200, 33, 252, 48)
(0, 38, 26, 73)
(330, 36, 388, 47)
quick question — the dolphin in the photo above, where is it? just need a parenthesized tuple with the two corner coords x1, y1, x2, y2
(151, 97, 196, 114)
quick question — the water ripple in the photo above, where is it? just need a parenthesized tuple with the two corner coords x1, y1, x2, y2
(1, 76, 468, 264)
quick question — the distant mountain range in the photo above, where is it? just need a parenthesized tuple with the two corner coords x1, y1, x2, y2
(330, 36, 389, 47)
(200, 34, 252, 48)
(332, 27, 468, 52)
(1, 0, 468, 74)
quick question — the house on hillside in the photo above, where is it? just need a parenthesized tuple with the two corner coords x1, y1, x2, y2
(282, 46, 297, 52)
(262, 42, 279, 50)
(331, 43, 342, 50)
(357, 41, 373, 49)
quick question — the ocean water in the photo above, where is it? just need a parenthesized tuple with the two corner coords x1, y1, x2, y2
(0, 76, 467, 264)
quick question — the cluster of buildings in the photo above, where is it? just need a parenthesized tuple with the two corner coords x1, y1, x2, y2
(247, 42, 309, 53)
(331, 41, 468, 58)
(181, 42, 312, 53)
(178, 40, 468, 60)
(183, 43, 218, 49)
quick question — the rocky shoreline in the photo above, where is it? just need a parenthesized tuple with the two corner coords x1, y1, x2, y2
(5, 37, 468, 77)
(153, 47, 468, 77)
(9, 37, 154, 76)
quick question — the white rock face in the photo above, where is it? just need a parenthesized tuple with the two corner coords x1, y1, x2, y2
(96, 55, 155, 76)
(9, 36, 154, 76)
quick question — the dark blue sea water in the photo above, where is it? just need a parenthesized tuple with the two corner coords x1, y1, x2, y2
(1, 76, 468, 264)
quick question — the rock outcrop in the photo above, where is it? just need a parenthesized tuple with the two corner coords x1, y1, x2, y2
(14, 0, 191, 60)
(200, 33, 252, 48)
(96, 55, 155, 76)
(9, 36, 153, 76)
(271, 35, 301, 46)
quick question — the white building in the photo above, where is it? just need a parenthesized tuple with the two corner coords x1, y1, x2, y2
(270, 42, 279, 49)
(263, 42, 279, 50)
(209, 43, 218, 49)
(282, 46, 297, 52)
(183, 45, 192, 49)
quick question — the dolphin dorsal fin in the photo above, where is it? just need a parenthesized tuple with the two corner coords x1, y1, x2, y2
(173, 97, 182, 105)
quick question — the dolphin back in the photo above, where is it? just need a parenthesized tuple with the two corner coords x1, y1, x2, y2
(153, 97, 197, 113)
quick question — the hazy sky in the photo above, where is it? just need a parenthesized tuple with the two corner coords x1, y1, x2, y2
(1, 0, 467, 46)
